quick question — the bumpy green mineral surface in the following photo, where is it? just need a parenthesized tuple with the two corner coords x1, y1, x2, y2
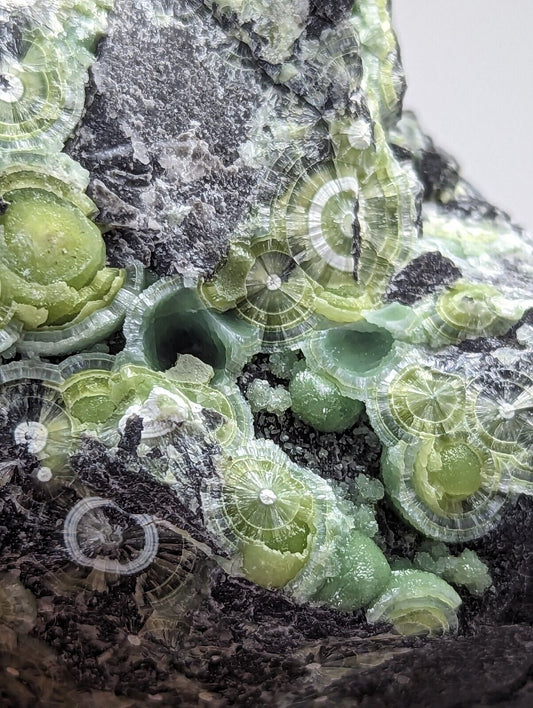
(0, 1, 532, 706)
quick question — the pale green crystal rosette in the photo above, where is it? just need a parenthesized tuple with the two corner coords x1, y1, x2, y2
(0, 26, 91, 151)
(0, 359, 76, 493)
(202, 440, 319, 589)
(363, 350, 526, 542)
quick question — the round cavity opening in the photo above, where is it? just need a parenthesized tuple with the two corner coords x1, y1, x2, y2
(324, 325, 394, 375)
(144, 289, 227, 371)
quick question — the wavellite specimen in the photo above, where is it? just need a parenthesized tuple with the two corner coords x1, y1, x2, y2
(1, 1, 533, 705)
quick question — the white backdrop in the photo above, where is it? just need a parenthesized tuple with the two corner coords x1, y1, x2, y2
(393, 0, 533, 234)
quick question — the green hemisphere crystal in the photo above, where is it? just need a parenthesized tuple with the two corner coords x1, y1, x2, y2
(289, 367, 363, 433)
(426, 281, 521, 345)
(314, 530, 391, 610)
(366, 569, 462, 637)
(382, 436, 511, 543)
(302, 320, 397, 399)
(286, 478, 358, 602)
(0, 360, 76, 491)
(0, 156, 143, 355)
(124, 277, 259, 374)
(202, 440, 327, 596)
(2, 187, 105, 290)
(202, 441, 318, 588)
(201, 237, 318, 351)
(220, 450, 315, 553)
(0, 27, 90, 150)
(240, 540, 309, 590)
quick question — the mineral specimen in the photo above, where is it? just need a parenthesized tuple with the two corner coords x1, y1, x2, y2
(0, 1, 532, 706)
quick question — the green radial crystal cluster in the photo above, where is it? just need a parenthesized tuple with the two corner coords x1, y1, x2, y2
(1, 0, 532, 649)
(0, 2, 143, 358)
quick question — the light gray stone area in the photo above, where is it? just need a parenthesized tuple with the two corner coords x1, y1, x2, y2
(67, 0, 265, 276)
(66, 0, 357, 277)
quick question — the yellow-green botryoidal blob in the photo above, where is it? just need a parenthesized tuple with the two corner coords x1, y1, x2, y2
(314, 530, 391, 610)
(2, 187, 105, 290)
(366, 569, 462, 636)
(0, 187, 125, 329)
(0, 153, 142, 356)
(289, 367, 363, 433)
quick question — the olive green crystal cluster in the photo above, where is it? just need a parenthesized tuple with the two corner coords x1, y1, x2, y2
(1, 0, 532, 644)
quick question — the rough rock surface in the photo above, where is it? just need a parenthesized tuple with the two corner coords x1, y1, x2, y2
(1, 1, 533, 706)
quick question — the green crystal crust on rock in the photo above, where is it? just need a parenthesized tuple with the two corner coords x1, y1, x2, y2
(1, 0, 533, 703)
